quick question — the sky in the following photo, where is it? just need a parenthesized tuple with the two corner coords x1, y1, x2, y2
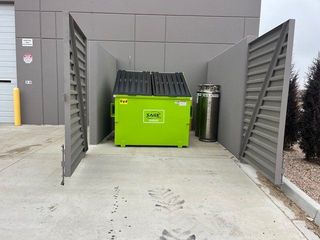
(260, 0, 320, 88)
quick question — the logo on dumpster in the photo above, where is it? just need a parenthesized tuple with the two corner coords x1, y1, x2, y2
(143, 109, 165, 124)
(119, 99, 128, 104)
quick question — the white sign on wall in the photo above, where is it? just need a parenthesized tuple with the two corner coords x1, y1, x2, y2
(23, 54, 33, 64)
(22, 38, 33, 47)
(25, 80, 32, 85)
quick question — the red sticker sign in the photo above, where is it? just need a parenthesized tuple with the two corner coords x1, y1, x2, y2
(23, 54, 33, 64)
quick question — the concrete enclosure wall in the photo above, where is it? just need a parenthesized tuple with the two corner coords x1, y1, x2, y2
(88, 43, 117, 144)
(207, 36, 256, 157)
(14, 0, 261, 124)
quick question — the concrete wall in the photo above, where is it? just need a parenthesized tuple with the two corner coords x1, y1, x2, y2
(88, 43, 117, 144)
(207, 36, 256, 157)
(14, 0, 261, 125)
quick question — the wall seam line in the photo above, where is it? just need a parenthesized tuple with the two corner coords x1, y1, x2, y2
(55, 12, 60, 124)
(39, 9, 44, 124)
(55, 10, 262, 18)
(133, 14, 136, 70)
(84, 39, 235, 45)
(164, 15, 167, 72)
(243, 17, 246, 38)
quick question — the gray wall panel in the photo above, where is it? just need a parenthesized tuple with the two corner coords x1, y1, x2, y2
(135, 42, 164, 72)
(57, 39, 64, 124)
(41, 0, 261, 17)
(245, 18, 260, 36)
(88, 43, 117, 144)
(40, 0, 90, 12)
(165, 43, 230, 95)
(69, 13, 92, 37)
(72, 13, 135, 41)
(41, 12, 56, 38)
(96, 41, 134, 70)
(207, 37, 255, 157)
(135, 15, 165, 42)
(166, 16, 245, 44)
(15, 11, 40, 38)
(15, 0, 39, 10)
(16, 38, 43, 124)
(42, 39, 58, 124)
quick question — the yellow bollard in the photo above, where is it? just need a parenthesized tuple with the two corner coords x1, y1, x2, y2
(13, 87, 21, 126)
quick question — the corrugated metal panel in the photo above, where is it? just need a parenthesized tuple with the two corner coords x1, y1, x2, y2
(113, 70, 152, 96)
(64, 14, 88, 177)
(0, 4, 16, 123)
(241, 20, 295, 185)
(152, 72, 191, 97)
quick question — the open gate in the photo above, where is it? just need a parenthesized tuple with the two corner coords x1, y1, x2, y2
(64, 14, 88, 177)
(241, 20, 295, 185)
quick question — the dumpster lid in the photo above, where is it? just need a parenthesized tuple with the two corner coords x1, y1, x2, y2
(113, 70, 152, 96)
(152, 72, 191, 97)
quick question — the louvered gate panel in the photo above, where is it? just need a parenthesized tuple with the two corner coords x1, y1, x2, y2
(241, 20, 295, 185)
(64, 15, 88, 177)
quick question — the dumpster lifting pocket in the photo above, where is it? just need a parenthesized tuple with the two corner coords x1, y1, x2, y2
(110, 102, 115, 117)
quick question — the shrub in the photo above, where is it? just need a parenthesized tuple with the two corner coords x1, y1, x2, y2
(284, 67, 300, 150)
(299, 55, 320, 160)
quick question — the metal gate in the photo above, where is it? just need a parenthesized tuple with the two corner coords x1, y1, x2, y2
(0, 4, 16, 123)
(241, 20, 295, 185)
(64, 14, 88, 177)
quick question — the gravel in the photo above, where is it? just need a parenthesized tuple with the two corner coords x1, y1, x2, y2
(284, 144, 320, 204)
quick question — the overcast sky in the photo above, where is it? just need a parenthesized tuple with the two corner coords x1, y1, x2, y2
(260, 0, 320, 88)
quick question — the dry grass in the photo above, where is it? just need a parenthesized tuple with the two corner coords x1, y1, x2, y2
(284, 144, 320, 204)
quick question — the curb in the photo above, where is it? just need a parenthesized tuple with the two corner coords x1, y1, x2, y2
(281, 177, 320, 226)
(236, 160, 320, 227)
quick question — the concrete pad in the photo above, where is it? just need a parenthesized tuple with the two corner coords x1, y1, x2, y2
(238, 161, 320, 239)
(293, 220, 320, 240)
(0, 125, 64, 171)
(0, 125, 310, 240)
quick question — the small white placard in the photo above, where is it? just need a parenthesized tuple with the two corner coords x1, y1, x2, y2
(22, 38, 33, 47)
(25, 80, 32, 85)
(176, 101, 187, 106)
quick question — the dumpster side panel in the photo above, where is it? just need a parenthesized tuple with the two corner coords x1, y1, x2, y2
(114, 96, 192, 147)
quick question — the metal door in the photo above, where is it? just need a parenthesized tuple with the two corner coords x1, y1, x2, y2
(0, 4, 16, 123)
(64, 14, 88, 177)
(241, 20, 295, 185)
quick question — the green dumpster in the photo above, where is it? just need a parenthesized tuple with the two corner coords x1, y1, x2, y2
(112, 70, 192, 147)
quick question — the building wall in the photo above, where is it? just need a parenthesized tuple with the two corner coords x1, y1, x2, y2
(14, 0, 261, 124)
(207, 36, 256, 158)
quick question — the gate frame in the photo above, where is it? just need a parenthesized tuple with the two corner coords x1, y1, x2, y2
(240, 20, 295, 185)
(63, 13, 89, 177)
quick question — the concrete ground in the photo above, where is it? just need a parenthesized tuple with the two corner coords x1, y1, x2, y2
(0, 125, 315, 240)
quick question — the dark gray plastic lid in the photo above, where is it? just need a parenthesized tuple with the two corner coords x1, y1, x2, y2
(113, 70, 191, 97)
(113, 70, 152, 95)
(152, 72, 191, 97)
